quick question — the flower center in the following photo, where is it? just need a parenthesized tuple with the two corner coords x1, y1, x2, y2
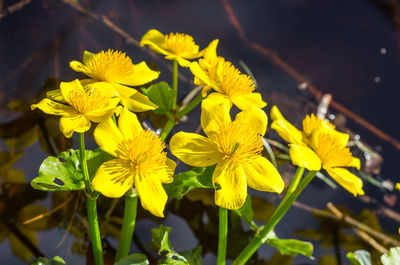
(118, 130, 167, 176)
(85, 49, 135, 82)
(214, 121, 263, 164)
(68, 87, 107, 114)
(217, 61, 255, 97)
(164, 33, 197, 55)
(302, 114, 335, 140)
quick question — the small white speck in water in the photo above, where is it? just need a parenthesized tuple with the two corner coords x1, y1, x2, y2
(374, 77, 381, 83)
(380, 48, 387, 55)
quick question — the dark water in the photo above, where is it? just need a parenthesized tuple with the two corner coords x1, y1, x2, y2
(1, 0, 400, 264)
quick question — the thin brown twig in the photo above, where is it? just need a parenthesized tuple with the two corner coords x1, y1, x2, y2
(326, 202, 400, 247)
(221, 0, 400, 151)
(359, 195, 400, 222)
(355, 229, 388, 254)
(0, 0, 31, 19)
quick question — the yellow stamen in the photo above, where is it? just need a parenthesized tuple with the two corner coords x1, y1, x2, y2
(214, 121, 263, 164)
(84, 49, 135, 82)
(217, 61, 255, 97)
(68, 87, 107, 114)
(302, 113, 335, 138)
(164, 33, 197, 55)
(117, 130, 167, 178)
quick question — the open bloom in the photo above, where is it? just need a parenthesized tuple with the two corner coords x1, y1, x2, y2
(31, 79, 119, 138)
(92, 108, 176, 217)
(190, 56, 266, 111)
(140, 29, 204, 67)
(270, 105, 363, 196)
(170, 102, 283, 210)
(69, 49, 159, 112)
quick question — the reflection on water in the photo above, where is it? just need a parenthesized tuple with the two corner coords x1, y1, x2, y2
(1, 0, 400, 264)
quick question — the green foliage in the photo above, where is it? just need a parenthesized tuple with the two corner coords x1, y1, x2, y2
(164, 166, 214, 199)
(31, 148, 113, 192)
(150, 225, 202, 265)
(114, 254, 149, 265)
(266, 231, 314, 258)
(381, 247, 400, 265)
(234, 196, 259, 231)
(30, 256, 66, 265)
(347, 250, 371, 265)
(142, 82, 174, 114)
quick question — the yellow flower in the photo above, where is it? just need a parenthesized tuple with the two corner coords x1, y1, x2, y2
(270, 105, 364, 196)
(140, 29, 204, 67)
(69, 49, 159, 112)
(31, 79, 119, 138)
(395, 183, 400, 191)
(92, 108, 176, 217)
(190, 56, 266, 111)
(170, 102, 283, 210)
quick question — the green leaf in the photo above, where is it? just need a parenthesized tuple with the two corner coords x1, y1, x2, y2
(164, 166, 214, 199)
(142, 82, 174, 114)
(381, 247, 400, 265)
(115, 253, 149, 265)
(180, 246, 202, 265)
(347, 250, 371, 265)
(266, 232, 314, 258)
(30, 256, 66, 265)
(234, 196, 259, 231)
(31, 149, 113, 192)
(150, 225, 189, 264)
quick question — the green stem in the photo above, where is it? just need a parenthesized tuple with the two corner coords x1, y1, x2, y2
(176, 92, 203, 119)
(115, 190, 139, 262)
(232, 170, 317, 265)
(79, 133, 103, 265)
(160, 119, 176, 142)
(217, 207, 228, 265)
(87, 197, 104, 265)
(172, 60, 178, 111)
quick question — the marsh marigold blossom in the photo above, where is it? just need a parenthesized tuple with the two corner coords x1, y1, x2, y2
(170, 101, 283, 210)
(92, 108, 176, 217)
(31, 79, 119, 138)
(190, 54, 266, 111)
(140, 29, 205, 67)
(270, 105, 364, 196)
(69, 49, 159, 112)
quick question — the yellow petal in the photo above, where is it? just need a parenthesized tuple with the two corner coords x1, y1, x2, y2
(83, 81, 119, 98)
(92, 159, 133, 198)
(31, 98, 76, 116)
(203, 93, 231, 109)
(82, 50, 95, 64)
(235, 107, 268, 136)
(60, 79, 84, 106)
(172, 55, 192, 67)
(189, 62, 219, 90)
(117, 61, 160, 86)
(395, 183, 400, 191)
(231, 93, 267, 110)
(201, 99, 231, 138)
(348, 157, 361, 170)
(162, 158, 176, 183)
(271, 119, 304, 145)
(243, 156, 284, 193)
(114, 83, 158, 112)
(118, 107, 143, 139)
(140, 29, 169, 55)
(326, 167, 364, 196)
(135, 172, 168, 217)
(170, 132, 223, 167)
(59, 114, 91, 138)
(270, 105, 284, 121)
(213, 160, 247, 210)
(46, 89, 66, 103)
(85, 98, 119, 123)
(94, 118, 124, 157)
(69, 60, 86, 73)
(204, 39, 219, 62)
(289, 144, 321, 171)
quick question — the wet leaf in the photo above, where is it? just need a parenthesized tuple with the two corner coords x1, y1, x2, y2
(9, 226, 38, 262)
(142, 81, 174, 114)
(164, 166, 214, 199)
(266, 231, 314, 258)
(31, 149, 113, 192)
(381, 247, 400, 265)
(18, 204, 52, 230)
(347, 250, 371, 265)
(30, 256, 66, 265)
(115, 253, 149, 265)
